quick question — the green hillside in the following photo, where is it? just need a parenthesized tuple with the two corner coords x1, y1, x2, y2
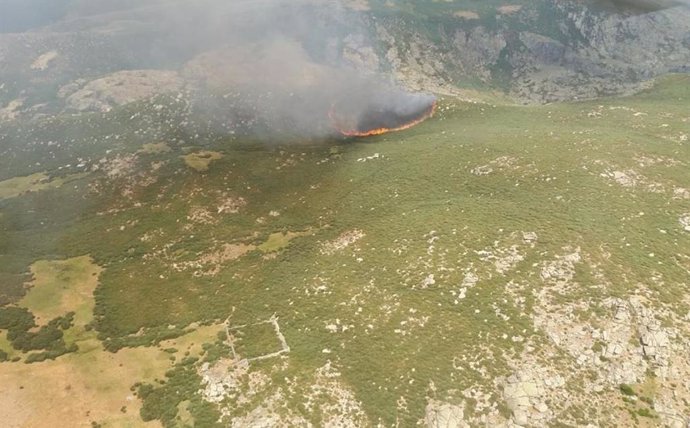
(1, 74, 688, 426)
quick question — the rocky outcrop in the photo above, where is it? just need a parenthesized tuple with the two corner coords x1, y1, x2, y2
(64, 70, 184, 112)
(509, 4, 690, 101)
(451, 27, 507, 82)
(424, 401, 469, 428)
(369, 2, 690, 103)
(503, 369, 557, 426)
(0, 98, 24, 121)
(374, 23, 459, 96)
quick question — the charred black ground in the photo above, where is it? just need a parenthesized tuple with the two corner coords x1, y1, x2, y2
(356, 101, 436, 134)
(330, 90, 437, 137)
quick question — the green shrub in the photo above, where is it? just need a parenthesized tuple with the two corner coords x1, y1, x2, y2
(1, 310, 77, 360)
(619, 384, 636, 396)
(637, 408, 654, 418)
(0, 307, 35, 332)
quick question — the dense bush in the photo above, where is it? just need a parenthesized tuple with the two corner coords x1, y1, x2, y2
(0, 308, 77, 362)
(0, 307, 35, 332)
(25, 343, 78, 364)
(8, 312, 74, 352)
(10, 325, 63, 351)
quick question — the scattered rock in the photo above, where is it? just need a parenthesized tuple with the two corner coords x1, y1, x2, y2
(421, 274, 436, 288)
(503, 369, 553, 426)
(540, 248, 581, 284)
(424, 400, 469, 428)
(601, 169, 640, 188)
(680, 214, 690, 232)
(522, 231, 538, 244)
(321, 230, 365, 255)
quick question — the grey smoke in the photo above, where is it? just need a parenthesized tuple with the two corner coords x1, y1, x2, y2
(5, 0, 686, 139)
(157, 0, 437, 139)
(1, 0, 437, 140)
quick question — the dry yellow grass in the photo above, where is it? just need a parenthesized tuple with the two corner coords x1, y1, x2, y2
(342, 0, 370, 11)
(0, 257, 225, 427)
(0, 323, 228, 427)
(0, 340, 168, 428)
(0, 256, 167, 426)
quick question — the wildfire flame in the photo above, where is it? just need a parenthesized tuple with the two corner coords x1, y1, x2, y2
(330, 100, 437, 137)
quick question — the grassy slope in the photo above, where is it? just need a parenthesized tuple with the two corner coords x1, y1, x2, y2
(0, 75, 688, 425)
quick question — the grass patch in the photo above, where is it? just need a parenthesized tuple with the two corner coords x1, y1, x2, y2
(258, 230, 312, 253)
(158, 323, 226, 364)
(0, 331, 18, 360)
(620, 384, 636, 396)
(21, 256, 102, 327)
(232, 321, 283, 360)
(140, 142, 171, 155)
(181, 151, 223, 172)
(0, 172, 86, 201)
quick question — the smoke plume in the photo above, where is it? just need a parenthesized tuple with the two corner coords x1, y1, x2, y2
(162, 0, 438, 140)
(1, 0, 437, 140)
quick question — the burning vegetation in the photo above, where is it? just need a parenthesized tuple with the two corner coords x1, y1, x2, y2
(329, 91, 437, 137)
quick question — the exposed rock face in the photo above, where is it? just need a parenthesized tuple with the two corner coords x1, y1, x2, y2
(451, 27, 507, 82)
(508, 4, 690, 102)
(374, 23, 459, 96)
(520, 33, 566, 65)
(370, 3, 690, 103)
(503, 369, 555, 426)
(424, 401, 469, 428)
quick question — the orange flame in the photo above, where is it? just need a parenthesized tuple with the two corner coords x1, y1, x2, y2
(330, 101, 436, 137)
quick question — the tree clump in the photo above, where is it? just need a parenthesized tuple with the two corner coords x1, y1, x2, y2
(0, 307, 77, 362)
